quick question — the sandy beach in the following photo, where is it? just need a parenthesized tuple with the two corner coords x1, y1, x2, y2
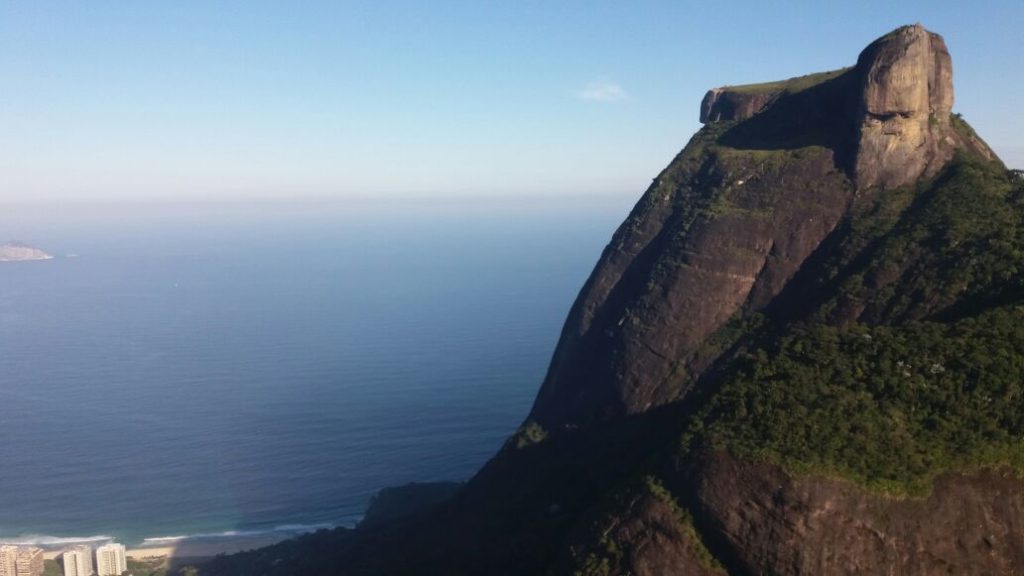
(41, 533, 292, 562)
(127, 533, 291, 560)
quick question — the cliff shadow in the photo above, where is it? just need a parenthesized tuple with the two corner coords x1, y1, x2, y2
(717, 69, 860, 172)
(760, 160, 972, 327)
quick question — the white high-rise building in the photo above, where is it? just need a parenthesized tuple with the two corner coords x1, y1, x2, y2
(0, 546, 15, 576)
(62, 545, 95, 576)
(0, 546, 43, 576)
(94, 544, 126, 576)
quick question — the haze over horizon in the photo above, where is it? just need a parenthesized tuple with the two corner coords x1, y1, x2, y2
(2, 0, 1021, 204)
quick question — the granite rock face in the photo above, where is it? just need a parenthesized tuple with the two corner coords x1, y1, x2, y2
(559, 485, 725, 576)
(853, 24, 956, 190)
(692, 454, 1024, 576)
(699, 88, 778, 124)
(528, 140, 853, 426)
(528, 24, 981, 428)
(700, 25, 986, 192)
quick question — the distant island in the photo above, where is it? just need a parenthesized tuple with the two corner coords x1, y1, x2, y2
(0, 241, 53, 262)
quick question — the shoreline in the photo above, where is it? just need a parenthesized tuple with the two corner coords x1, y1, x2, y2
(0, 255, 54, 262)
(126, 532, 295, 560)
(39, 532, 297, 561)
(7, 520, 349, 563)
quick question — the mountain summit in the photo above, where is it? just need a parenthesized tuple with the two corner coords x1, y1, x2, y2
(701, 24, 969, 190)
(199, 25, 1023, 576)
(529, 24, 996, 430)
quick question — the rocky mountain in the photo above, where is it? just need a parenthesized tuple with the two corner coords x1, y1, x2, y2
(0, 241, 52, 262)
(196, 25, 1023, 575)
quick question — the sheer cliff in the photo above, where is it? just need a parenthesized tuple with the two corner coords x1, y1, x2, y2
(529, 24, 995, 428)
(197, 25, 1023, 576)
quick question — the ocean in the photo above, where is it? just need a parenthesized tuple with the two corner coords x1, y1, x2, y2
(0, 197, 631, 546)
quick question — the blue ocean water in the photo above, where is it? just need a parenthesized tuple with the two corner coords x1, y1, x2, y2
(0, 197, 630, 545)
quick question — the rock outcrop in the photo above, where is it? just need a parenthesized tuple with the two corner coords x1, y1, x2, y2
(698, 69, 848, 125)
(699, 88, 778, 124)
(692, 454, 1024, 575)
(527, 24, 994, 428)
(528, 138, 854, 426)
(852, 24, 956, 189)
(700, 25, 993, 192)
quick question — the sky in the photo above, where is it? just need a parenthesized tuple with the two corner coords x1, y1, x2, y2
(1, 1, 1022, 204)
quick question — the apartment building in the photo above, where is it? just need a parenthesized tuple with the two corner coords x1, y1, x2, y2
(0, 546, 43, 576)
(61, 545, 95, 576)
(94, 543, 126, 576)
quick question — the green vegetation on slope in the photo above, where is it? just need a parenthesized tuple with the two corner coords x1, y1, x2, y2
(642, 477, 724, 573)
(824, 154, 1023, 323)
(128, 557, 171, 576)
(571, 476, 726, 576)
(720, 68, 850, 95)
(683, 155, 1024, 495)
(510, 419, 548, 449)
(691, 306, 1024, 495)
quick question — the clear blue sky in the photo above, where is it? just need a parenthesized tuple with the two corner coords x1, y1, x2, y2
(2, 1, 1021, 203)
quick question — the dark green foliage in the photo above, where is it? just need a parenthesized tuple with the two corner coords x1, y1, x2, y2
(691, 306, 1024, 495)
(643, 477, 724, 573)
(683, 154, 1024, 495)
(838, 155, 1024, 322)
(571, 477, 725, 576)
(128, 557, 170, 576)
(196, 528, 354, 576)
(511, 420, 548, 449)
(573, 534, 622, 576)
(360, 481, 463, 528)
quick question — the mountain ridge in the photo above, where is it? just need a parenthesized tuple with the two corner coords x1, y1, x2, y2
(195, 24, 1024, 575)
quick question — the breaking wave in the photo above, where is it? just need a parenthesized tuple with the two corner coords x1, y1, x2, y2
(138, 523, 336, 546)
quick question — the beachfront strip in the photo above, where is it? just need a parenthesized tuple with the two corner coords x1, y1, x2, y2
(0, 543, 127, 576)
